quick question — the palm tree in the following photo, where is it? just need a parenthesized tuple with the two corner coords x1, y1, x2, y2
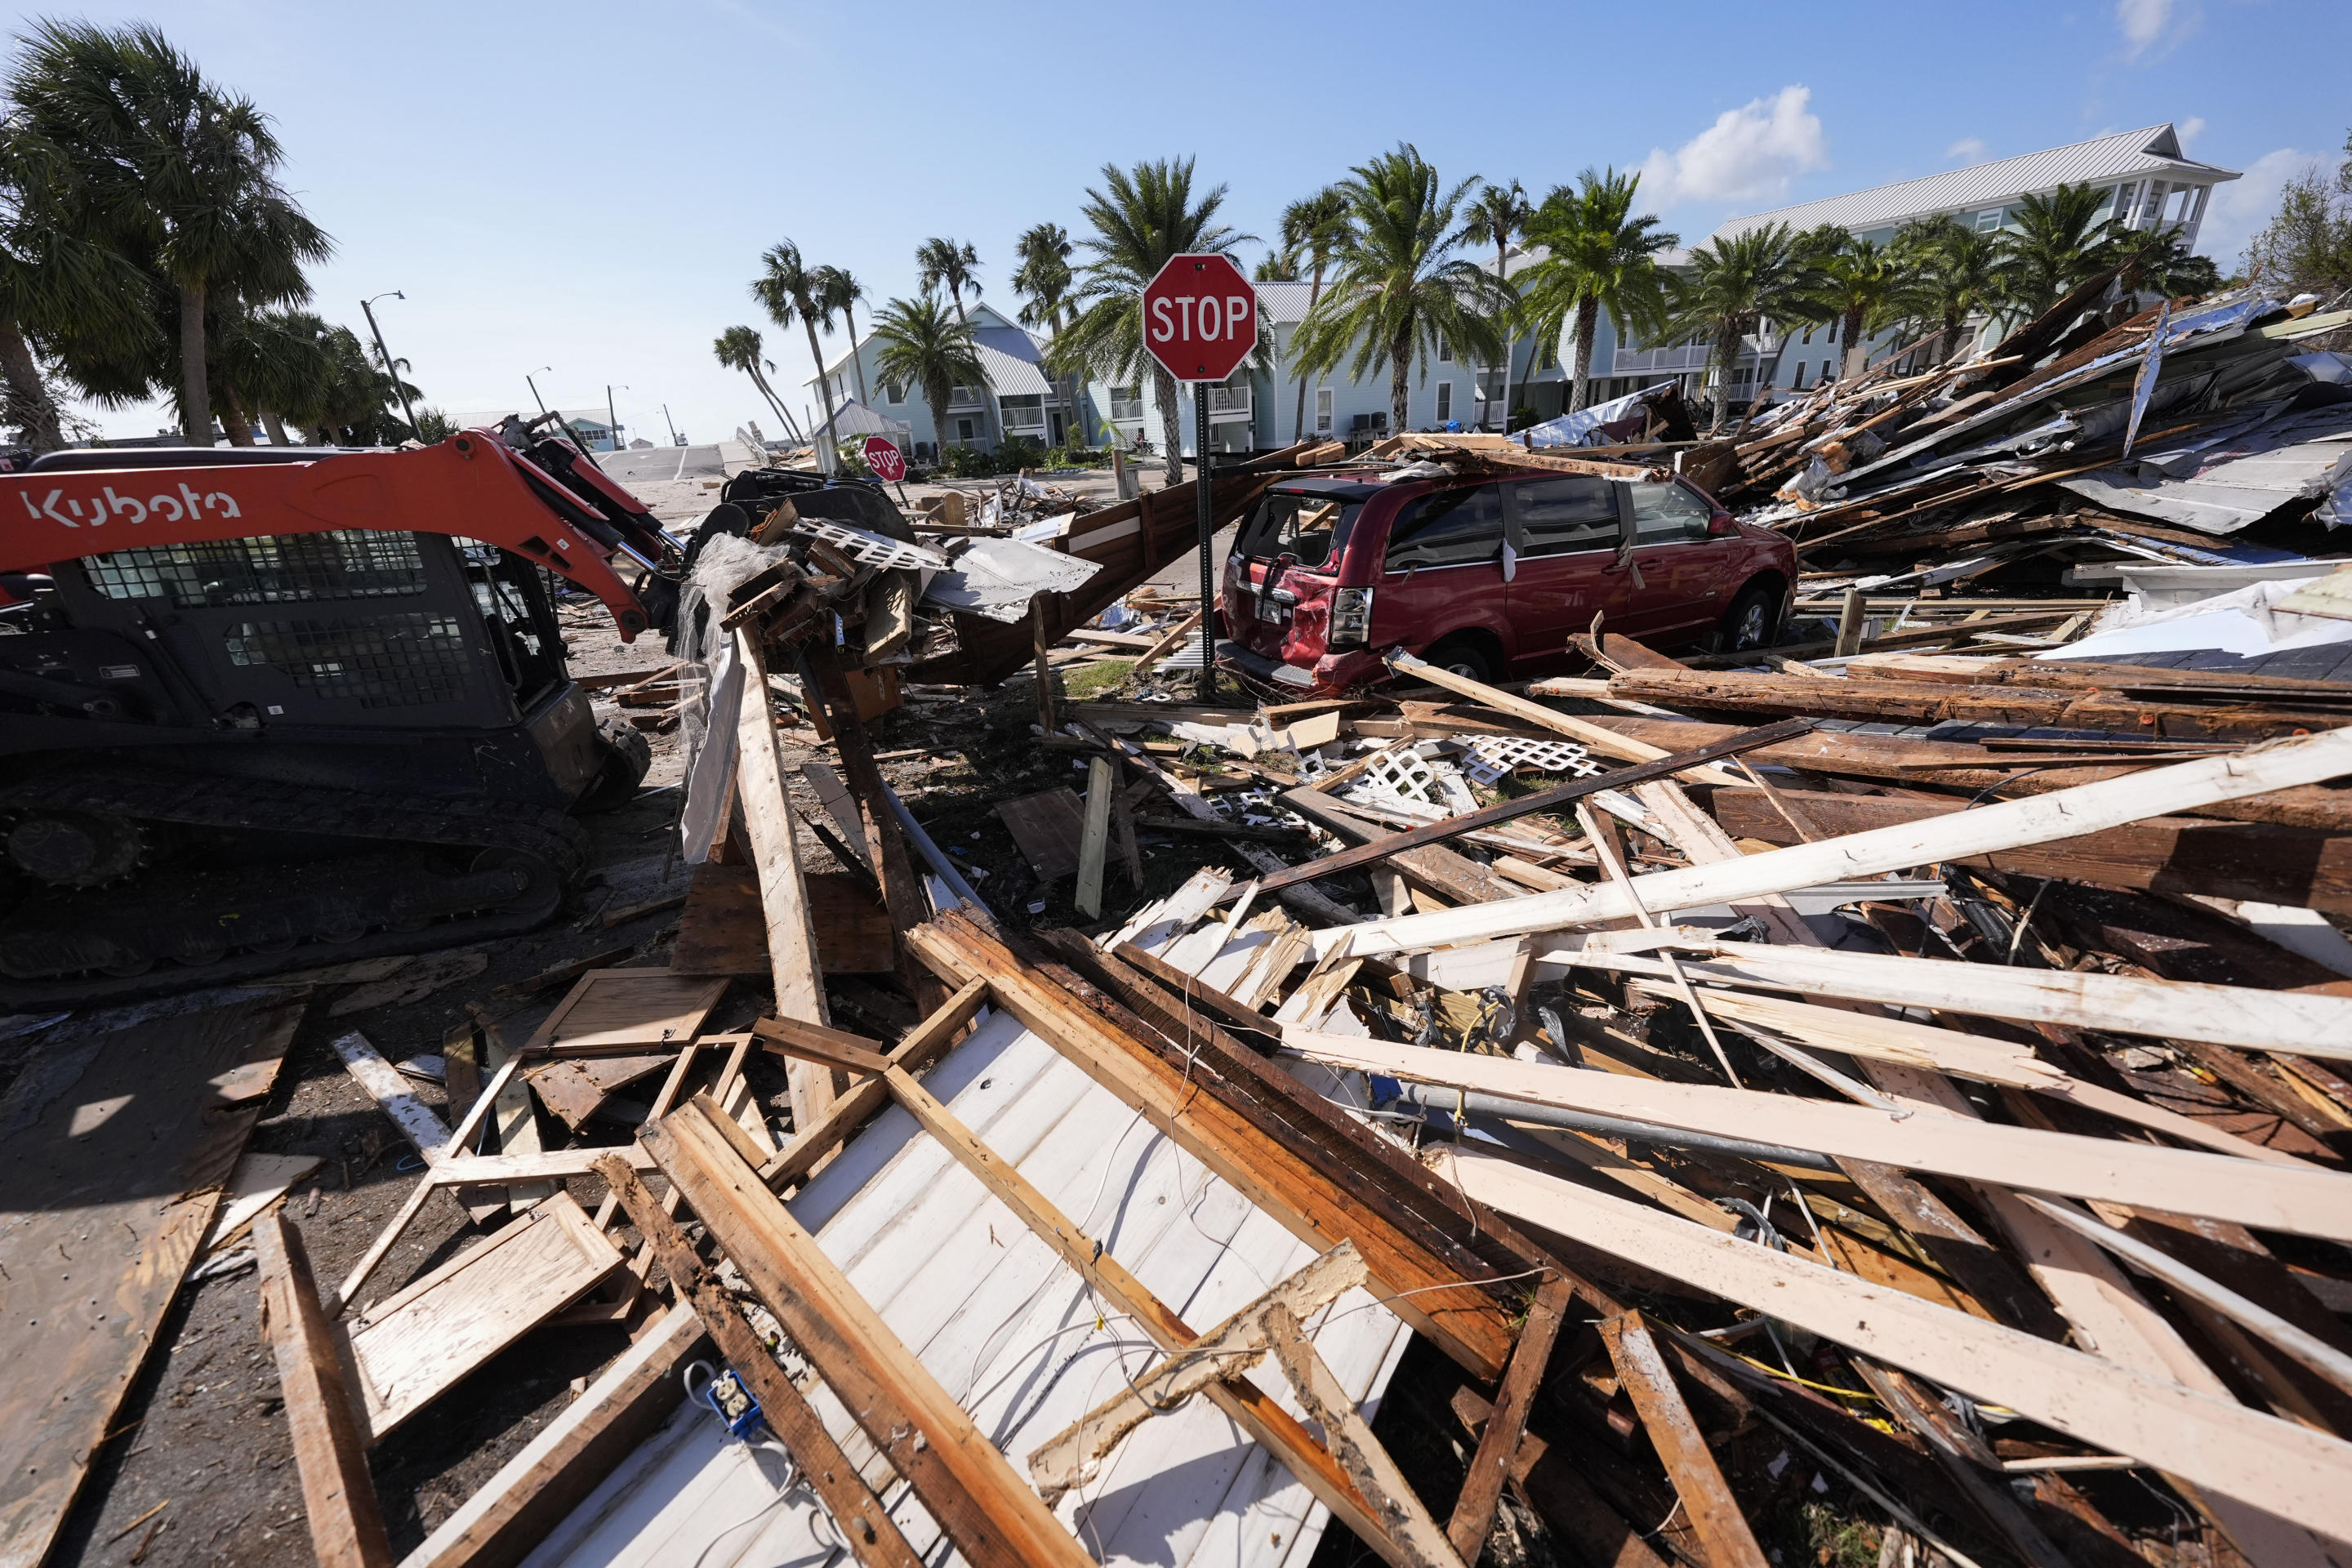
(870, 295, 986, 465)
(1799, 236, 1909, 383)
(1013, 222, 1078, 443)
(13, 20, 330, 446)
(1659, 223, 1812, 432)
(1517, 167, 1677, 416)
(915, 237, 991, 444)
(1460, 178, 1531, 427)
(752, 241, 838, 457)
(1891, 217, 2004, 364)
(712, 324, 802, 441)
(2112, 232, 2221, 302)
(1277, 186, 1352, 442)
(0, 118, 153, 451)
(813, 265, 870, 409)
(1051, 158, 1254, 485)
(1291, 145, 1507, 440)
(1997, 183, 2123, 317)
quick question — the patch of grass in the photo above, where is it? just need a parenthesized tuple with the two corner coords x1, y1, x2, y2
(1061, 659, 1134, 701)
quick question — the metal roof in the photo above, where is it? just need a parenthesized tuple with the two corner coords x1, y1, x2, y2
(1710, 125, 2238, 243)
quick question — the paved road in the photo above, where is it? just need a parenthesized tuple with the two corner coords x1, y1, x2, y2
(599, 443, 729, 483)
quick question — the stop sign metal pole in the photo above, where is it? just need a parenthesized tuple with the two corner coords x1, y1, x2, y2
(1195, 381, 1215, 702)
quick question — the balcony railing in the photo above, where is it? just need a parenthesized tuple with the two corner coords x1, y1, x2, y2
(1206, 385, 1252, 421)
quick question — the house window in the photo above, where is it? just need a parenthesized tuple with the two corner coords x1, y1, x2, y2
(881, 381, 904, 405)
(1793, 363, 1809, 390)
(1802, 325, 1813, 345)
(1437, 341, 1453, 363)
(1436, 382, 1454, 422)
(956, 418, 975, 443)
(950, 384, 978, 407)
(999, 394, 1046, 432)
(1108, 385, 1144, 421)
(1315, 387, 1334, 434)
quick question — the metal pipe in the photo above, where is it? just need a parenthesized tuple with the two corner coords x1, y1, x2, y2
(1364, 1074, 1838, 1171)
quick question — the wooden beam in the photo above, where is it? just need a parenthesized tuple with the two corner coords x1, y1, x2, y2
(760, 978, 991, 1189)
(1599, 1310, 1768, 1568)
(646, 1101, 1092, 1568)
(1076, 756, 1112, 918)
(1281, 791, 1521, 907)
(1313, 724, 2352, 959)
(1263, 1302, 1466, 1568)
(1031, 598, 1058, 732)
(252, 1214, 393, 1568)
(400, 1303, 705, 1568)
(1445, 1384, 1671, 1568)
(1450, 1147, 2352, 1541)
(1129, 607, 1202, 679)
(733, 629, 835, 1131)
(806, 646, 942, 1009)
(1284, 1031, 2352, 1244)
(1446, 1275, 1572, 1563)
(593, 1156, 922, 1567)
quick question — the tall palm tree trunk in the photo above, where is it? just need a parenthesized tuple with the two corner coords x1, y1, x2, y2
(179, 283, 213, 445)
(1152, 366, 1183, 486)
(1572, 296, 1601, 414)
(1493, 238, 1512, 432)
(220, 381, 256, 446)
(748, 365, 804, 441)
(1291, 261, 1326, 442)
(925, 394, 948, 461)
(800, 318, 837, 465)
(0, 318, 65, 453)
(1388, 326, 1413, 437)
(1709, 322, 1742, 432)
(1054, 308, 1078, 447)
(1840, 308, 1867, 381)
(261, 409, 292, 445)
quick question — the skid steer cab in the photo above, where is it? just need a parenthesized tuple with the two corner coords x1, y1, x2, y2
(0, 421, 688, 1005)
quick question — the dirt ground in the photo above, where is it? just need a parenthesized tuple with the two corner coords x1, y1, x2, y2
(25, 474, 1272, 1566)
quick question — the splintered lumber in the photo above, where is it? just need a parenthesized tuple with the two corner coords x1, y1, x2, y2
(253, 1214, 394, 1568)
(0, 996, 303, 1568)
(1076, 756, 1113, 917)
(1704, 786, 2352, 913)
(1283, 791, 1521, 906)
(1246, 715, 1811, 896)
(760, 978, 990, 1186)
(1262, 1301, 1468, 1568)
(1599, 1312, 1768, 1568)
(1388, 648, 1747, 786)
(911, 914, 1539, 1379)
(734, 629, 836, 1129)
(1446, 1274, 1573, 1562)
(1312, 725, 2352, 960)
(1576, 712, 2352, 833)
(1445, 1383, 1671, 1568)
(1444, 1149, 2352, 1542)
(1564, 933, 2352, 1058)
(1024, 1243, 1368, 1499)
(644, 1100, 1093, 1568)
(1129, 606, 1203, 678)
(593, 1156, 920, 1567)
(1282, 1031, 2352, 1242)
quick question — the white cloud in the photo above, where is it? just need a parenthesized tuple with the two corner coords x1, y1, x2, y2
(2115, 0, 2199, 60)
(2178, 116, 2206, 153)
(2198, 147, 2316, 269)
(1640, 86, 1829, 207)
(1946, 137, 1991, 164)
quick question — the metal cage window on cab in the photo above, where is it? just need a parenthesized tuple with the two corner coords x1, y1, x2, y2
(78, 531, 430, 608)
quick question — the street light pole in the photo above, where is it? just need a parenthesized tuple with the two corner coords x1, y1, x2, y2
(360, 292, 420, 441)
(607, 385, 623, 452)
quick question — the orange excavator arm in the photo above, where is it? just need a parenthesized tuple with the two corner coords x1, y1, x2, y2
(0, 430, 678, 636)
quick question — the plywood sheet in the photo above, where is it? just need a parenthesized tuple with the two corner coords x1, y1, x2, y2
(0, 994, 305, 1568)
(526, 971, 728, 1056)
(673, 866, 894, 978)
(526, 1054, 675, 1132)
(347, 1191, 621, 1441)
(995, 788, 1086, 880)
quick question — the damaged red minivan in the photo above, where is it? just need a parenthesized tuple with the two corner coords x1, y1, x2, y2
(1218, 468, 1794, 692)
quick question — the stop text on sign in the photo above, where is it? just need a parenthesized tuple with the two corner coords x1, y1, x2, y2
(1149, 292, 1254, 347)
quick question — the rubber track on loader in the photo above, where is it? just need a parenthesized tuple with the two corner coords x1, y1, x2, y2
(0, 768, 590, 1007)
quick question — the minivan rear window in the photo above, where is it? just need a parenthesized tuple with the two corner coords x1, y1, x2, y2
(1236, 491, 1360, 568)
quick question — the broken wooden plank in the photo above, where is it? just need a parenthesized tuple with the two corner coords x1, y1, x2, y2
(1599, 1310, 1769, 1568)
(995, 786, 1086, 880)
(1446, 1274, 1573, 1563)
(1076, 756, 1113, 918)
(523, 970, 727, 1056)
(672, 865, 898, 977)
(1388, 648, 1747, 786)
(645, 1100, 1094, 1568)
(760, 978, 991, 1187)
(593, 1155, 921, 1567)
(1316, 724, 2352, 959)
(253, 1213, 394, 1568)
(1285, 1031, 2352, 1243)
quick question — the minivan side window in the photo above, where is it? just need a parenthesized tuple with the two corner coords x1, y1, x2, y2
(1628, 479, 1713, 543)
(1509, 478, 1619, 558)
(1383, 484, 1506, 572)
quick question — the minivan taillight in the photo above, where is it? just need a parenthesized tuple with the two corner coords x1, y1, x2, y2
(1329, 586, 1374, 648)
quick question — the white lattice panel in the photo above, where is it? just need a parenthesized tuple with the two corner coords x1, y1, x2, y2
(787, 518, 951, 572)
(1460, 736, 1605, 786)
(1340, 751, 1477, 813)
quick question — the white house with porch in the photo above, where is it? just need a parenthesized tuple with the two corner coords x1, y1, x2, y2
(803, 302, 1089, 459)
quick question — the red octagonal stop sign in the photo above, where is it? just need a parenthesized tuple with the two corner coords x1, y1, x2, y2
(1143, 253, 1258, 384)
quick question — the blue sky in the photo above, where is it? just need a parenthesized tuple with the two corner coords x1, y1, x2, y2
(22, 0, 2350, 443)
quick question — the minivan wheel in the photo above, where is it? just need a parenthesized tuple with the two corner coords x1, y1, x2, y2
(1421, 637, 1496, 684)
(1718, 583, 1781, 653)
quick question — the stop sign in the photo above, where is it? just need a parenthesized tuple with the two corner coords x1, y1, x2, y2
(862, 435, 906, 483)
(1142, 253, 1258, 383)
